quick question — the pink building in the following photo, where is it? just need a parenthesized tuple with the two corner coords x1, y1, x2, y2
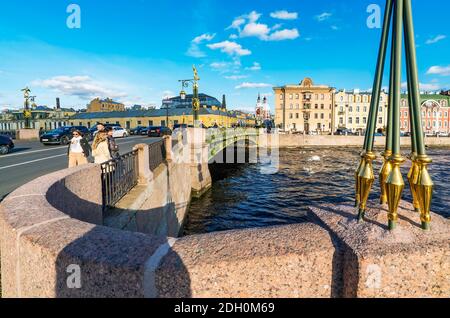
(399, 94, 450, 135)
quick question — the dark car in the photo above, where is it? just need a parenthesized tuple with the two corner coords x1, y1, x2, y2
(130, 126, 147, 135)
(40, 126, 91, 145)
(147, 126, 172, 137)
(0, 135, 14, 155)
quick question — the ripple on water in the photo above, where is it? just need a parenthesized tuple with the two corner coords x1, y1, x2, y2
(183, 148, 450, 236)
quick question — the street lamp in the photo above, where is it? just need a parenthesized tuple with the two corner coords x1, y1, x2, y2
(178, 65, 201, 127)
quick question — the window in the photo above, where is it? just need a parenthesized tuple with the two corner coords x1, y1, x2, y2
(296, 113, 299, 119)
(363, 106, 367, 112)
(340, 96, 344, 102)
(321, 94, 324, 100)
(289, 94, 293, 100)
(356, 117, 360, 124)
(379, 106, 383, 113)
(321, 104, 324, 109)
(363, 117, 367, 124)
(280, 94, 284, 100)
(339, 117, 344, 125)
(296, 104, 300, 109)
(356, 106, 360, 112)
(445, 122, 448, 127)
(315, 113, 318, 119)
(148, 120, 153, 126)
(340, 106, 344, 112)
(445, 112, 448, 117)
(404, 111, 408, 117)
(289, 113, 293, 119)
(290, 104, 294, 109)
(295, 94, 299, 99)
(349, 106, 353, 112)
(379, 117, 383, 124)
(349, 117, 353, 124)
(321, 113, 324, 119)
(137, 121, 142, 125)
(433, 121, 437, 127)
(315, 94, 318, 100)
(161, 120, 166, 126)
(315, 104, 319, 109)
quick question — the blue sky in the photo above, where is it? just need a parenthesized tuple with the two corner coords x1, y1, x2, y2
(0, 0, 449, 112)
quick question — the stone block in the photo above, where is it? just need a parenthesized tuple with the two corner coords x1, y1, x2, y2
(309, 200, 450, 298)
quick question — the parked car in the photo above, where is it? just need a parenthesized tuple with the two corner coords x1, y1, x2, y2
(147, 126, 172, 137)
(0, 135, 14, 155)
(130, 126, 147, 135)
(40, 126, 90, 145)
(111, 127, 129, 138)
(335, 128, 353, 136)
(436, 132, 449, 137)
(173, 124, 190, 130)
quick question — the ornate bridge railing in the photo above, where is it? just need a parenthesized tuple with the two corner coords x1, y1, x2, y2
(101, 150, 139, 211)
(148, 139, 166, 171)
(206, 128, 259, 161)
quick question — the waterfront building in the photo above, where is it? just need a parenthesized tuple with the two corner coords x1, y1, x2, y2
(162, 93, 223, 110)
(400, 93, 450, 135)
(255, 94, 271, 125)
(273, 77, 335, 133)
(334, 89, 389, 134)
(0, 98, 77, 132)
(68, 106, 254, 130)
(87, 98, 125, 113)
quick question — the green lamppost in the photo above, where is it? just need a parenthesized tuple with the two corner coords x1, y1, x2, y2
(21, 87, 32, 129)
(179, 65, 201, 127)
(356, 0, 433, 231)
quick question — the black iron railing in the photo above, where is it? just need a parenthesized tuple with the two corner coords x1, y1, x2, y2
(148, 140, 166, 171)
(101, 150, 139, 211)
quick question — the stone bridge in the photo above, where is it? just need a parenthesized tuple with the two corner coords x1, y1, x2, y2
(0, 128, 448, 298)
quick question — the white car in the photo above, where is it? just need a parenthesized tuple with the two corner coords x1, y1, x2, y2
(112, 127, 128, 138)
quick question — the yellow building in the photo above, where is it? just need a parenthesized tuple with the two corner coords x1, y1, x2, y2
(334, 90, 389, 133)
(69, 106, 254, 130)
(273, 78, 335, 133)
(87, 98, 125, 113)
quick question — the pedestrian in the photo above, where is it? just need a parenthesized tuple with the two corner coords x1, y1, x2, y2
(96, 122, 105, 133)
(92, 131, 111, 164)
(68, 129, 91, 168)
(105, 126, 120, 159)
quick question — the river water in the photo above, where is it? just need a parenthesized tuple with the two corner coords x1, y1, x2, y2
(183, 147, 450, 236)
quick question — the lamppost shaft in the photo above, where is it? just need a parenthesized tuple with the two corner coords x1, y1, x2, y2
(365, 0, 393, 152)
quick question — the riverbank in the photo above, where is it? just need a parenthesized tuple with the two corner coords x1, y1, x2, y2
(277, 135, 450, 148)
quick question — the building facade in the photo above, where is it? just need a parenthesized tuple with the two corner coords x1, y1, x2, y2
(334, 90, 389, 133)
(162, 93, 223, 110)
(400, 94, 450, 135)
(255, 94, 271, 125)
(87, 98, 125, 113)
(69, 106, 254, 130)
(274, 78, 335, 133)
(0, 106, 76, 132)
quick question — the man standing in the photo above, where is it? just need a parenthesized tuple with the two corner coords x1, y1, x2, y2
(105, 126, 120, 159)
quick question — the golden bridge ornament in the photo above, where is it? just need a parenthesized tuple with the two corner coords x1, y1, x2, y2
(355, 0, 433, 231)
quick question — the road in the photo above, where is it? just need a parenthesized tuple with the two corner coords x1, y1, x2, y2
(0, 135, 158, 201)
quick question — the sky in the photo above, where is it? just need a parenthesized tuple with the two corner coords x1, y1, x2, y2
(0, 0, 449, 113)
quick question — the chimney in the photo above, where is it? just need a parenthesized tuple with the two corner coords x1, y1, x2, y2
(56, 98, 61, 110)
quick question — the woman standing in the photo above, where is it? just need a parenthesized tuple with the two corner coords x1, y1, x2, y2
(92, 131, 112, 164)
(68, 129, 91, 168)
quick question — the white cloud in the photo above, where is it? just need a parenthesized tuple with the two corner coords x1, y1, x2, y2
(426, 35, 446, 45)
(32, 75, 127, 100)
(224, 75, 248, 80)
(315, 12, 332, 22)
(192, 33, 216, 44)
(229, 34, 238, 39)
(187, 33, 216, 58)
(331, 25, 339, 31)
(267, 28, 299, 41)
(241, 22, 272, 40)
(245, 62, 261, 71)
(235, 82, 272, 89)
(210, 62, 229, 69)
(207, 41, 252, 56)
(162, 90, 175, 99)
(401, 82, 442, 91)
(227, 11, 299, 42)
(427, 65, 450, 76)
(270, 10, 298, 20)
